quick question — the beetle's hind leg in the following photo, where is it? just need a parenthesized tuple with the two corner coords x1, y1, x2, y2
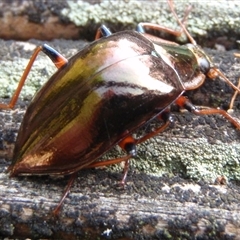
(53, 111, 174, 215)
(52, 172, 77, 216)
(95, 25, 112, 39)
(136, 1, 192, 42)
(53, 137, 136, 215)
(0, 44, 68, 110)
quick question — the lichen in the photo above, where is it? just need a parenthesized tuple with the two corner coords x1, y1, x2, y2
(107, 137, 240, 182)
(62, 0, 240, 38)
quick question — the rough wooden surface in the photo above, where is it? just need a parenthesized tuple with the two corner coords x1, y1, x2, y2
(0, 37, 239, 239)
(0, 0, 79, 40)
(0, 0, 240, 49)
(0, 0, 240, 237)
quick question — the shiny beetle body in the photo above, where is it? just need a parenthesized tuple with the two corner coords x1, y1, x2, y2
(8, 29, 237, 176)
(9, 31, 186, 175)
(3, 1, 240, 213)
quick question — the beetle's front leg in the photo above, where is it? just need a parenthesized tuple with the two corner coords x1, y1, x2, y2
(0, 44, 68, 110)
(176, 96, 240, 130)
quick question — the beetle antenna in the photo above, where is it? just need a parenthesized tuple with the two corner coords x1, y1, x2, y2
(209, 67, 240, 93)
(229, 78, 240, 109)
(169, 1, 240, 94)
(168, 0, 197, 45)
(228, 53, 240, 109)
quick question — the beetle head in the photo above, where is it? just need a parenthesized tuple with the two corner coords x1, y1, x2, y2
(168, 0, 240, 94)
(186, 43, 240, 93)
(186, 43, 212, 74)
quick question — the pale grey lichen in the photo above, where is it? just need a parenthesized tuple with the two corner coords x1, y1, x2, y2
(108, 137, 240, 182)
(0, 40, 83, 99)
(0, 57, 56, 99)
(62, 0, 240, 38)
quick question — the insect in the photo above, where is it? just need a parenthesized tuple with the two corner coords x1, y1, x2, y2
(2, 0, 240, 214)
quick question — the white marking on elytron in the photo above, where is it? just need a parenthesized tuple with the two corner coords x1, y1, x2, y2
(153, 43, 175, 70)
(98, 38, 147, 72)
(101, 56, 174, 94)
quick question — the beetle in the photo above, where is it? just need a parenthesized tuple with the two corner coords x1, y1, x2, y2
(1, 0, 240, 214)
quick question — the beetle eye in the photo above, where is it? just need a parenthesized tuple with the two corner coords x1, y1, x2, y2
(198, 57, 210, 74)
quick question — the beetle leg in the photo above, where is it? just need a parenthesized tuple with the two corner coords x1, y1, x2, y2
(137, 1, 193, 45)
(42, 44, 68, 69)
(137, 110, 174, 144)
(85, 113, 174, 184)
(95, 25, 112, 39)
(0, 44, 68, 110)
(229, 78, 240, 110)
(84, 136, 137, 185)
(137, 22, 183, 39)
(176, 96, 240, 130)
(53, 155, 132, 215)
(118, 135, 137, 157)
(52, 172, 77, 216)
(229, 53, 240, 110)
(118, 136, 137, 185)
(84, 156, 132, 185)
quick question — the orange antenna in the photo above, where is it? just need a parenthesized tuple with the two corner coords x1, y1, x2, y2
(229, 53, 240, 109)
(167, 0, 197, 45)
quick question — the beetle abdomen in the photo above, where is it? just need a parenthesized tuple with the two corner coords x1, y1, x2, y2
(9, 31, 184, 176)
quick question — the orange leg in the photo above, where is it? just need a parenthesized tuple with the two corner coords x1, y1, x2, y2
(86, 135, 137, 186)
(52, 172, 77, 216)
(85, 111, 173, 183)
(176, 96, 240, 129)
(95, 1, 192, 45)
(137, 112, 173, 144)
(0, 44, 68, 110)
(229, 53, 240, 110)
(136, 1, 193, 45)
(95, 25, 112, 39)
(52, 144, 133, 215)
(229, 78, 240, 110)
